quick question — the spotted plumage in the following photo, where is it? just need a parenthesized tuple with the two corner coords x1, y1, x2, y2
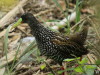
(21, 13, 88, 65)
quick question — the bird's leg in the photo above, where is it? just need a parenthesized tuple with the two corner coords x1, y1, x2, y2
(60, 62, 68, 75)
(60, 66, 64, 75)
(63, 62, 68, 75)
(75, 56, 83, 67)
(80, 56, 82, 61)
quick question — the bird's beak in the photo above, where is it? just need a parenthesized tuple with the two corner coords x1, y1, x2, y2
(21, 20, 23, 23)
(11, 18, 22, 29)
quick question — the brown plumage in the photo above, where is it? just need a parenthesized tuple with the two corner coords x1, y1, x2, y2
(21, 13, 89, 65)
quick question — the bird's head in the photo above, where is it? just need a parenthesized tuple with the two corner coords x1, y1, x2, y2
(21, 13, 34, 23)
(21, 13, 42, 29)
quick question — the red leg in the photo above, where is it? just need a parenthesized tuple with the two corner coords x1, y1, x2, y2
(60, 66, 64, 75)
(75, 56, 83, 67)
(80, 56, 82, 61)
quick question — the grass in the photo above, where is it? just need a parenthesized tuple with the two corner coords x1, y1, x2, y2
(2, 24, 39, 74)
(52, 0, 64, 12)
(3, 26, 11, 75)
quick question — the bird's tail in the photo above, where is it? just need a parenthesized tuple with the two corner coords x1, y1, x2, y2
(69, 26, 89, 45)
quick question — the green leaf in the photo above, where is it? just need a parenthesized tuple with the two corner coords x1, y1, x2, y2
(48, 73, 53, 75)
(95, 60, 100, 65)
(74, 66, 84, 73)
(64, 58, 75, 62)
(78, 58, 88, 64)
(84, 65, 97, 75)
(86, 65, 97, 69)
(64, 57, 80, 62)
(57, 70, 64, 74)
(57, 67, 74, 74)
(85, 65, 97, 75)
(85, 69, 95, 75)
(40, 64, 46, 70)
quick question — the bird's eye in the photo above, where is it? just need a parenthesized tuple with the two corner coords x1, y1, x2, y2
(23, 17, 27, 21)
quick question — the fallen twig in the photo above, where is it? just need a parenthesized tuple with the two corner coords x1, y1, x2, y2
(17, 26, 29, 36)
(0, 0, 28, 28)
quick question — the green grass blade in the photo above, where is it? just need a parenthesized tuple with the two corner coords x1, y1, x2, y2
(4, 26, 11, 74)
(52, 0, 63, 11)
(10, 41, 22, 72)
(75, 0, 81, 23)
(20, 40, 37, 58)
(13, 47, 37, 69)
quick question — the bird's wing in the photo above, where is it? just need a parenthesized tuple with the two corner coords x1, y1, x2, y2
(51, 35, 88, 57)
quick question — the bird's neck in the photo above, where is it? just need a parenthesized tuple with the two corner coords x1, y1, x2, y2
(27, 17, 47, 41)
(27, 16, 55, 43)
(27, 17, 44, 33)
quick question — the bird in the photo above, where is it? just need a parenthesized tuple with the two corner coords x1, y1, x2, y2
(21, 13, 89, 74)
